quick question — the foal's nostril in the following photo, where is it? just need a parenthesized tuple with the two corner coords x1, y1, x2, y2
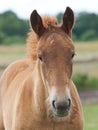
(52, 98, 71, 111)
(67, 98, 71, 108)
(52, 98, 71, 116)
(65, 98, 71, 110)
(52, 100, 56, 109)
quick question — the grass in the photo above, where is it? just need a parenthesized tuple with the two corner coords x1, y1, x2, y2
(73, 73, 98, 91)
(73, 41, 98, 78)
(75, 41, 98, 53)
(83, 105, 98, 130)
(73, 62, 98, 77)
(74, 41, 98, 62)
(0, 44, 26, 66)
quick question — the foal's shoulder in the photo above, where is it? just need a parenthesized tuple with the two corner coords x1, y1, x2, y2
(0, 59, 29, 84)
(3, 59, 29, 75)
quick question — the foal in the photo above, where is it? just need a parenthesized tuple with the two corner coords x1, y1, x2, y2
(0, 7, 84, 130)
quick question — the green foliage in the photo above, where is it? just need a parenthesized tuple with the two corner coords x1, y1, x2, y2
(83, 105, 98, 130)
(56, 11, 98, 41)
(73, 12, 98, 41)
(80, 29, 97, 41)
(2, 35, 26, 45)
(1, 10, 98, 44)
(56, 12, 63, 23)
(73, 73, 98, 91)
(0, 10, 29, 44)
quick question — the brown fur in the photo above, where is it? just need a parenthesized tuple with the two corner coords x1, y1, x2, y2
(0, 7, 84, 130)
(27, 16, 58, 62)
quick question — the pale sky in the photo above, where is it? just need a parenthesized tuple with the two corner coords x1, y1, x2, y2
(0, 0, 98, 19)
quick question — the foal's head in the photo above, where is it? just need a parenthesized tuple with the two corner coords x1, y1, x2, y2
(30, 7, 75, 118)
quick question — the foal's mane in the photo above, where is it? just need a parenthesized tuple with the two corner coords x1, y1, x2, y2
(26, 16, 58, 62)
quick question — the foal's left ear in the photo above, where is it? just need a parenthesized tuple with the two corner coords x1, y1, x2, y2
(30, 10, 45, 37)
(61, 7, 74, 37)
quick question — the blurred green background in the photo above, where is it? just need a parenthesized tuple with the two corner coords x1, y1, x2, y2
(0, 9, 98, 130)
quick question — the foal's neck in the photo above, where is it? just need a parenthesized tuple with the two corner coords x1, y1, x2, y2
(32, 60, 48, 119)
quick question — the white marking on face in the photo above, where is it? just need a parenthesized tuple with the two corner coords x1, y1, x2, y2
(66, 87, 71, 99)
(48, 86, 71, 102)
(49, 87, 56, 101)
(50, 35, 55, 44)
(50, 39, 54, 44)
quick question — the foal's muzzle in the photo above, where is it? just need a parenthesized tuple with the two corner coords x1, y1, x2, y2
(52, 98, 71, 117)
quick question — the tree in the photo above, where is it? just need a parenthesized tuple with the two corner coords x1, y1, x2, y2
(0, 10, 29, 44)
(73, 12, 98, 41)
(56, 11, 98, 41)
(56, 12, 63, 23)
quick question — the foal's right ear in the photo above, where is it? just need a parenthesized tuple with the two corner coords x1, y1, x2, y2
(30, 10, 45, 37)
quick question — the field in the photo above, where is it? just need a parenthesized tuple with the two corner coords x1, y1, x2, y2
(0, 41, 98, 77)
(0, 41, 98, 130)
(83, 105, 98, 130)
(0, 44, 26, 75)
(0, 44, 26, 66)
(73, 41, 98, 77)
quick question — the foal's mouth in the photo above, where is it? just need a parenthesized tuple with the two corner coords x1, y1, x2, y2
(53, 108, 69, 117)
(51, 98, 71, 117)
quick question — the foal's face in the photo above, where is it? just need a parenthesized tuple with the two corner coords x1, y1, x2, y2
(30, 7, 75, 118)
(37, 30, 75, 117)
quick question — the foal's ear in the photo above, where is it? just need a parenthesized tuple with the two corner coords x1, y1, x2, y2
(61, 7, 74, 37)
(30, 10, 45, 36)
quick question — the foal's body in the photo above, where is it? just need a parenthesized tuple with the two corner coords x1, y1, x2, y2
(0, 7, 84, 130)
(0, 60, 83, 130)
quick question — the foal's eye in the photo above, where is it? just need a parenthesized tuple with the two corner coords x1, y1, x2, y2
(38, 55, 43, 62)
(71, 52, 75, 59)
